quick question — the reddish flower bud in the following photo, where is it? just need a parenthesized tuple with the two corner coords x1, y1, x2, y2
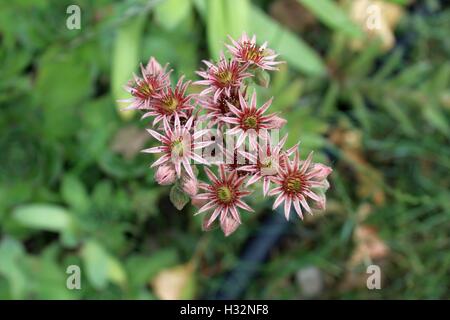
(182, 176, 198, 197)
(155, 164, 176, 186)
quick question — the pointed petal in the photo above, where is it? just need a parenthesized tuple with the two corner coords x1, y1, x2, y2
(142, 146, 166, 154)
(219, 165, 226, 181)
(236, 200, 254, 212)
(197, 201, 217, 214)
(222, 116, 241, 125)
(258, 97, 273, 114)
(236, 132, 247, 149)
(229, 205, 241, 224)
(284, 196, 292, 220)
(293, 199, 303, 219)
(227, 102, 243, 116)
(246, 174, 261, 186)
(204, 167, 220, 184)
(192, 152, 210, 165)
(268, 186, 282, 196)
(263, 178, 271, 196)
(183, 159, 195, 179)
(272, 193, 284, 210)
(300, 197, 312, 214)
(146, 129, 164, 142)
(300, 151, 314, 173)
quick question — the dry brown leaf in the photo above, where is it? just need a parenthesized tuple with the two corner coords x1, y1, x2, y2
(270, 0, 316, 32)
(441, 93, 450, 110)
(329, 124, 386, 205)
(349, 224, 390, 268)
(111, 125, 149, 160)
(339, 224, 390, 290)
(151, 262, 196, 300)
(348, 0, 404, 51)
(356, 202, 373, 222)
(338, 270, 370, 291)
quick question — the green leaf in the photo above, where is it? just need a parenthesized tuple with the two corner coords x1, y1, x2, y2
(170, 184, 190, 210)
(248, 6, 325, 76)
(205, 0, 250, 58)
(254, 69, 270, 88)
(112, 16, 146, 120)
(320, 81, 339, 116)
(350, 91, 371, 133)
(391, 62, 431, 87)
(192, 0, 206, 17)
(81, 241, 109, 289)
(92, 180, 114, 211)
(283, 107, 327, 151)
(126, 250, 178, 287)
(206, 0, 227, 58)
(373, 49, 404, 81)
(26, 251, 79, 299)
(155, 0, 192, 30)
(431, 63, 450, 94)
(347, 41, 382, 76)
(382, 99, 416, 137)
(98, 150, 147, 179)
(108, 257, 127, 288)
(224, 0, 249, 39)
(12, 204, 73, 232)
(35, 46, 93, 140)
(384, 0, 409, 5)
(82, 240, 127, 290)
(423, 104, 450, 137)
(271, 79, 303, 112)
(0, 238, 27, 299)
(299, 0, 362, 37)
(61, 174, 90, 214)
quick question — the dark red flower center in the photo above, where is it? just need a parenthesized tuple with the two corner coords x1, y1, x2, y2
(133, 79, 155, 99)
(216, 69, 233, 86)
(283, 173, 304, 194)
(161, 95, 179, 113)
(217, 185, 234, 203)
(242, 42, 264, 63)
(242, 115, 258, 130)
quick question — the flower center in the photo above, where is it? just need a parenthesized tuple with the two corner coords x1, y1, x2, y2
(134, 80, 154, 98)
(162, 96, 179, 113)
(245, 46, 259, 61)
(243, 42, 264, 63)
(217, 69, 233, 85)
(217, 186, 233, 203)
(243, 115, 258, 129)
(171, 138, 184, 157)
(285, 176, 302, 193)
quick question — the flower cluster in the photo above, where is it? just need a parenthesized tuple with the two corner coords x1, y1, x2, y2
(123, 33, 332, 236)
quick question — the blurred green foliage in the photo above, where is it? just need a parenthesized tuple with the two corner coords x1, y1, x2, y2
(0, 0, 449, 299)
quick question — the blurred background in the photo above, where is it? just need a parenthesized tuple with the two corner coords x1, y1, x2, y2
(0, 0, 449, 299)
